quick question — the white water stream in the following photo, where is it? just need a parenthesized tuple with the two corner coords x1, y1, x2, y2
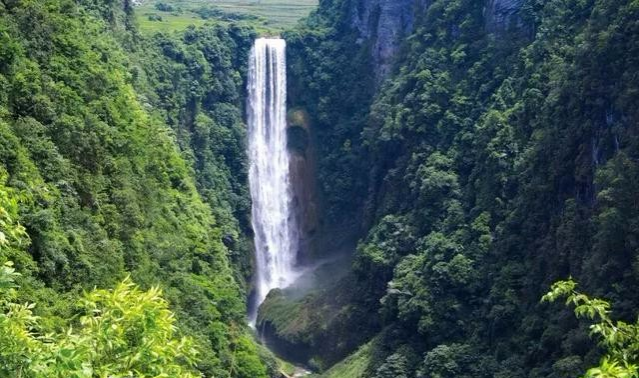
(247, 38, 300, 325)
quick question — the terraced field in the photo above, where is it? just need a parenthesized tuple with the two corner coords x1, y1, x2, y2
(136, 0, 318, 34)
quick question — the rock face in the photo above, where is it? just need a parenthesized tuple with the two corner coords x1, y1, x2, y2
(485, 0, 526, 33)
(350, 0, 527, 80)
(287, 109, 320, 264)
(257, 259, 373, 370)
(350, 0, 426, 80)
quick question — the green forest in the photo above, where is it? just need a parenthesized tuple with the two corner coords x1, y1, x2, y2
(0, 0, 638, 377)
(0, 0, 269, 376)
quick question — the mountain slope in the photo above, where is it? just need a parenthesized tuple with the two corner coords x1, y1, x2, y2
(0, 0, 269, 376)
(260, 0, 639, 376)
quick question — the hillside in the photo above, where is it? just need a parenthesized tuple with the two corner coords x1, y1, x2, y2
(258, 0, 639, 376)
(0, 0, 271, 376)
(135, 0, 318, 34)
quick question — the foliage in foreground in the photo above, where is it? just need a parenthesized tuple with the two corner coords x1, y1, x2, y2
(0, 263, 200, 378)
(544, 280, 639, 378)
(0, 172, 198, 377)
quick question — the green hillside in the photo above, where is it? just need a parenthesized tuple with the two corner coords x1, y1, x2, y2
(0, 0, 271, 376)
(259, 0, 639, 376)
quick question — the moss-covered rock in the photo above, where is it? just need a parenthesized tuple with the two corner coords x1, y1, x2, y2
(257, 257, 380, 371)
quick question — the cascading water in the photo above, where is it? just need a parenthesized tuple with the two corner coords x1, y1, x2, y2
(247, 38, 299, 324)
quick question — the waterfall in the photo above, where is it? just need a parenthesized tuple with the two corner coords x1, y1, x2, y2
(247, 38, 299, 324)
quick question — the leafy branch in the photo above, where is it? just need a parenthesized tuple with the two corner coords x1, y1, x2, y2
(543, 279, 639, 378)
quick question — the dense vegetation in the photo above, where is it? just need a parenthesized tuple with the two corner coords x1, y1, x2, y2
(0, 0, 272, 376)
(3, 0, 638, 376)
(133, 22, 257, 286)
(259, 0, 639, 376)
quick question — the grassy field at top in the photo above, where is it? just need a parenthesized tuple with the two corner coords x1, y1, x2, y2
(135, 0, 318, 35)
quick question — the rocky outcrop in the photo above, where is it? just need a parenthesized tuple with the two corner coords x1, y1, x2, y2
(485, 0, 526, 33)
(257, 259, 375, 371)
(350, 0, 426, 80)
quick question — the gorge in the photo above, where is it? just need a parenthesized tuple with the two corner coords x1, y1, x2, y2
(0, 0, 638, 377)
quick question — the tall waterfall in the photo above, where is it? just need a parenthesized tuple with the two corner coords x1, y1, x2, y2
(247, 38, 298, 324)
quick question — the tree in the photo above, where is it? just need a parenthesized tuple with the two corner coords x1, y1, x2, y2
(374, 353, 409, 378)
(543, 280, 639, 377)
(0, 264, 201, 378)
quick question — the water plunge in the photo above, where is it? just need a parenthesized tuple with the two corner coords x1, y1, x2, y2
(247, 38, 299, 324)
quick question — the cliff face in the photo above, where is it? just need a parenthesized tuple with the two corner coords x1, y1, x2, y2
(349, 0, 526, 80)
(287, 109, 320, 263)
(485, 0, 526, 33)
(280, 0, 639, 376)
(350, 0, 424, 80)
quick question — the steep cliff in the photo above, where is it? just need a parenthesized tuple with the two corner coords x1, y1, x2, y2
(349, 0, 526, 79)
(350, 0, 423, 79)
(287, 109, 320, 263)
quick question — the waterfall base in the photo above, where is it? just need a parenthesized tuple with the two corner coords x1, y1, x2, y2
(254, 253, 368, 371)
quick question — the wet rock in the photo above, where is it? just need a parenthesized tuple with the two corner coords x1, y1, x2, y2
(287, 109, 320, 264)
